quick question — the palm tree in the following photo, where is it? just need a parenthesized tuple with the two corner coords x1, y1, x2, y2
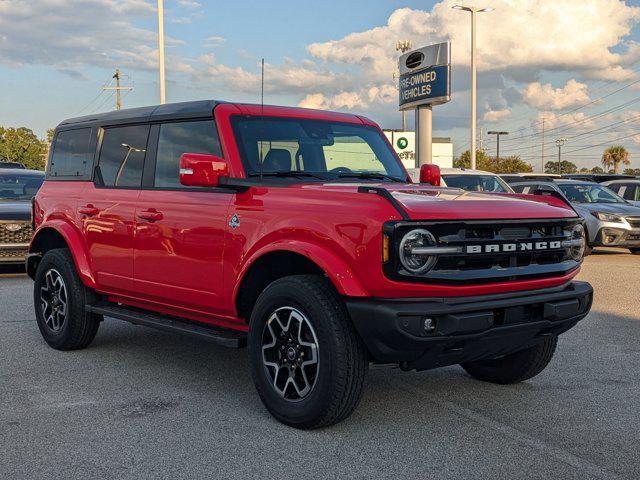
(601, 145, 630, 174)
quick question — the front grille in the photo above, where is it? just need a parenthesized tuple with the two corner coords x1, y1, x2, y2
(385, 219, 581, 285)
(0, 248, 27, 259)
(626, 216, 640, 229)
(0, 221, 32, 244)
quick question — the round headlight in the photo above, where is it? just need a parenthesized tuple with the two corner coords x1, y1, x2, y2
(569, 224, 586, 261)
(399, 229, 438, 274)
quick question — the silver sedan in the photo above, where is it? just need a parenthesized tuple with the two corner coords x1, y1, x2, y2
(510, 179, 640, 255)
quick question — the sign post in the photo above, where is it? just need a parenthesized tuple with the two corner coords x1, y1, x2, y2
(398, 42, 451, 167)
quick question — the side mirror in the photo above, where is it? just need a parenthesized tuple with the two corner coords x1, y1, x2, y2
(419, 164, 441, 186)
(179, 153, 228, 187)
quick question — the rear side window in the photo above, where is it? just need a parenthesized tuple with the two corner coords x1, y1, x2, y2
(154, 120, 222, 188)
(49, 128, 92, 178)
(96, 125, 149, 188)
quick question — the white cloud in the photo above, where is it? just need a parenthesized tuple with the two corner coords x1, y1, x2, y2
(483, 109, 511, 122)
(522, 80, 591, 111)
(533, 111, 596, 131)
(195, 55, 348, 96)
(0, 0, 194, 76)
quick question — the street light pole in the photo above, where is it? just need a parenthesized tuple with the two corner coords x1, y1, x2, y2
(157, 0, 166, 104)
(487, 131, 509, 162)
(555, 138, 568, 174)
(453, 5, 493, 170)
(396, 40, 412, 131)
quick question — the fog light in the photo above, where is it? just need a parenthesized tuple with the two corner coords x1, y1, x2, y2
(423, 317, 436, 333)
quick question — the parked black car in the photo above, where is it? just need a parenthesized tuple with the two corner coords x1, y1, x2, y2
(0, 168, 44, 265)
(0, 161, 26, 169)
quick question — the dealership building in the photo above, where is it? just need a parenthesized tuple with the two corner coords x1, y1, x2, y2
(383, 130, 453, 170)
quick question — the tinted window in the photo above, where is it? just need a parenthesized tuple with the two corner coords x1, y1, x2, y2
(230, 117, 405, 181)
(97, 125, 149, 187)
(558, 183, 625, 204)
(442, 174, 511, 193)
(155, 120, 222, 188)
(0, 172, 44, 201)
(50, 128, 92, 177)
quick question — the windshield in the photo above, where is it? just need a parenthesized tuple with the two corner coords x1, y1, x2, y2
(230, 117, 405, 181)
(0, 173, 44, 200)
(442, 174, 512, 193)
(558, 183, 626, 204)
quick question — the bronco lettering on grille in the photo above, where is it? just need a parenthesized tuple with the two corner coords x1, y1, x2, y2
(466, 241, 562, 254)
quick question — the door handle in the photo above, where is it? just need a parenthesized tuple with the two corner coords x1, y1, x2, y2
(137, 209, 164, 222)
(78, 205, 100, 216)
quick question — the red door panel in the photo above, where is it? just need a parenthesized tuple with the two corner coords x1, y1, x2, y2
(80, 185, 140, 293)
(133, 189, 232, 315)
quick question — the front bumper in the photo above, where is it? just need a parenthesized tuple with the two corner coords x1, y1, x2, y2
(592, 226, 640, 247)
(346, 281, 593, 371)
(0, 244, 29, 264)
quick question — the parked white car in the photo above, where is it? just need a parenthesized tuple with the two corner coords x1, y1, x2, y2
(408, 167, 513, 193)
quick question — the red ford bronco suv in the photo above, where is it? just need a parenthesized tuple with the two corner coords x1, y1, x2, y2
(28, 101, 592, 429)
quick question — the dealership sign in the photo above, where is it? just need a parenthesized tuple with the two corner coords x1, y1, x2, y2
(399, 42, 451, 110)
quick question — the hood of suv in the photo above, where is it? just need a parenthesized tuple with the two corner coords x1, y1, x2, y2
(0, 201, 31, 221)
(310, 183, 576, 220)
(572, 202, 640, 217)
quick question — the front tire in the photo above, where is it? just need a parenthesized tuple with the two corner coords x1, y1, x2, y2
(34, 248, 102, 350)
(461, 336, 558, 384)
(248, 275, 368, 429)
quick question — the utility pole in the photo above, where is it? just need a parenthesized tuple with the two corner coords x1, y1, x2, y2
(396, 40, 412, 131)
(102, 69, 133, 111)
(479, 127, 484, 151)
(488, 131, 509, 162)
(555, 138, 568, 174)
(541, 116, 546, 172)
(158, 0, 166, 104)
(452, 5, 493, 170)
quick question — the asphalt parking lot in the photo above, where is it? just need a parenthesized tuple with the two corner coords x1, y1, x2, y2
(1, 250, 639, 480)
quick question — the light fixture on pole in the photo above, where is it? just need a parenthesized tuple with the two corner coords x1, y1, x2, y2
(555, 138, 568, 174)
(396, 40, 412, 131)
(452, 5, 493, 170)
(487, 131, 508, 161)
(157, 0, 166, 104)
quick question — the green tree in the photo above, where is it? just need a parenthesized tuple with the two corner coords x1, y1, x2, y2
(0, 127, 48, 170)
(591, 166, 604, 174)
(453, 150, 533, 173)
(579, 167, 591, 173)
(544, 160, 578, 174)
(623, 168, 640, 176)
(601, 145, 630, 174)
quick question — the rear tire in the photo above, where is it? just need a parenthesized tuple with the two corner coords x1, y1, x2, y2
(34, 248, 102, 350)
(629, 248, 640, 255)
(248, 275, 368, 429)
(461, 336, 558, 384)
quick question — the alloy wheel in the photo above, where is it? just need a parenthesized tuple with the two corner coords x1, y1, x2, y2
(40, 269, 68, 333)
(261, 307, 320, 401)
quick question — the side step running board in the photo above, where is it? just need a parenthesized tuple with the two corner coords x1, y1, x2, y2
(86, 304, 247, 348)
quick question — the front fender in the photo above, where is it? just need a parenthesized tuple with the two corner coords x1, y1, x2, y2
(235, 240, 369, 301)
(29, 220, 96, 289)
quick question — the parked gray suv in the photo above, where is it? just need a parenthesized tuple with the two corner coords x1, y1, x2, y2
(510, 179, 640, 254)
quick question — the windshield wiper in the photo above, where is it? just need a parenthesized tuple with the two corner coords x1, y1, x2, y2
(248, 171, 325, 180)
(337, 172, 404, 183)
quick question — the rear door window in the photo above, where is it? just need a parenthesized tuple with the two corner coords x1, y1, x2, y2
(154, 120, 222, 188)
(96, 125, 150, 188)
(49, 128, 92, 178)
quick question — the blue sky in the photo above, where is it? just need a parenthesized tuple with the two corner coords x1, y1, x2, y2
(2, 0, 640, 170)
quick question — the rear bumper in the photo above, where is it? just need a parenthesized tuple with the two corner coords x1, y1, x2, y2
(346, 281, 593, 371)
